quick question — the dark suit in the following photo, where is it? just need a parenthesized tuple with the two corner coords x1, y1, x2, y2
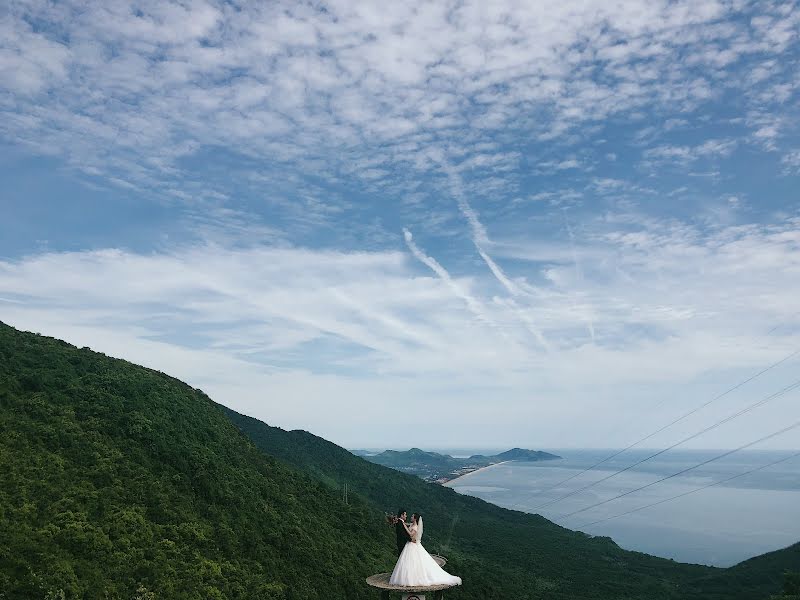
(395, 520, 411, 555)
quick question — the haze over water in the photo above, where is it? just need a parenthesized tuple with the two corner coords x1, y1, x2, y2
(446, 449, 800, 567)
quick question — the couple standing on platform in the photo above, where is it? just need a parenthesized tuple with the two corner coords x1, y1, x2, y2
(389, 509, 462, 587)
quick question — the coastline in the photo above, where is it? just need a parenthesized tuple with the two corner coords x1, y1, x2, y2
(442, 460, 512, 486)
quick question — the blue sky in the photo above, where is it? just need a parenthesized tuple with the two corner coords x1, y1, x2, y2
(1, 0, 799, 449)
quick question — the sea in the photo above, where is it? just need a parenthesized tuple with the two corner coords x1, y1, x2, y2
(442, 448, 800, 567)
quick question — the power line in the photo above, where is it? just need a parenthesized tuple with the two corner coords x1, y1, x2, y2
(580, 449, 800, 528)
(533, 378, 800, 511)
(514, 394, 677, 505)
(511, 347, 800, 511)
(560, 421, 800, 520)
(511, 321, 800, 509)
(765, 311, 800, 335)
(577, 315, 799, 459)
(531, 347, 800, 504)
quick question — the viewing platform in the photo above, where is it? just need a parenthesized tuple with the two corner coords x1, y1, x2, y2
(366, 555, 459, 599)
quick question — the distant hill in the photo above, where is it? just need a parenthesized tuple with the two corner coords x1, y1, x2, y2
(350, 449, 379, 457)
(222, 406, 799, 600)
(2, 321, 796, 600)
(365, 446, 560, 482)
(484, 447, 561, 462)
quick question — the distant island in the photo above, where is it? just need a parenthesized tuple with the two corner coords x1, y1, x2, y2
(360, 447, 562, 483)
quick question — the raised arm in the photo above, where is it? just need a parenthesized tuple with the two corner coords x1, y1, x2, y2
(400, 520, 417, 542)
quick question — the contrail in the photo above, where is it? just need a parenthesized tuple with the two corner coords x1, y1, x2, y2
(440, 160, 490, 247)
(562, 208, 596, 343)
(478, 247, 551, 350)
(436, 157, 551, 351)
(493, 296, 553, 352)
(478, 248, 519, 295)
(402, 228, 494, 326)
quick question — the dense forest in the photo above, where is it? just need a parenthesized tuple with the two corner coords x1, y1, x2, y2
(769, 572, 800, 599)
(0, 323, 392, 599)
(1, 321, 797, 599)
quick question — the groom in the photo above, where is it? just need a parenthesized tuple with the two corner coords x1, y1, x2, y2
(395, 508, 411, 555)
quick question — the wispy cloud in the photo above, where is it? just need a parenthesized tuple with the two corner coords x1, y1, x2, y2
(402, 228, 493, 327)
(2, 0, 800, 450)
(436, 156, 552, 350)
(562, 209, 596, 343)
(782, 150, 800, 174)
(1, 0, 797, 202)
(2, 215, 800, 446)
(643, 139, 738, 166)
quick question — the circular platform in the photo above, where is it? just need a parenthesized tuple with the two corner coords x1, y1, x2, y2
(366, 556, 460, 593)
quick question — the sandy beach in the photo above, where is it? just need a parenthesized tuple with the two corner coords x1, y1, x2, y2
(442, 460, 512, 486)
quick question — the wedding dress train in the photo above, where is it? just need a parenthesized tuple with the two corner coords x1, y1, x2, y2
(389, 518, 462, 587)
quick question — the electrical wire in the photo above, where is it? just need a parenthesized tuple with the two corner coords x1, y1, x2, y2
(507, 322, 800, 511)
(579, 449, 800, 528)
(559, 418, 800, 518)
(533, 378, 800, 511)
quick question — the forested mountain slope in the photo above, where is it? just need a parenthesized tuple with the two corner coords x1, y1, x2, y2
(0, 322, 392, 599)
(223, 407, 798, 600)
(0, 321, 794, 599)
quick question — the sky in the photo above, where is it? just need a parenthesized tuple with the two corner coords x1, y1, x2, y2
(1, 0, 799, 450)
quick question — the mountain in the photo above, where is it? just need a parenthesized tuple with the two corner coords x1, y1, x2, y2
(482, 448, 561, 462)
(221, 407, 797, 600)
(365, 446, 560, 482)
(0, 322, 392, 599)
(369, 448, 460, 472)
(682, 544, 800, 599)
(1, 321, 796, 599)
(349, 449, 378, 457)
(766, 571, 800, 600)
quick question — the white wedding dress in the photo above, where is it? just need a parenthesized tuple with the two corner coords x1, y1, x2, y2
(389, 518, 462, 587)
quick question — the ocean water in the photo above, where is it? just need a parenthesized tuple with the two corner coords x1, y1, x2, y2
(445, 449, 800, 567)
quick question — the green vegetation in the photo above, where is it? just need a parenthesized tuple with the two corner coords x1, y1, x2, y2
(0, 322, 392, 599)
(1, 321, 797, 599)
(769, 572, 800, 599)
(365, 447, 560, 482)
(223, 408, 800, 599)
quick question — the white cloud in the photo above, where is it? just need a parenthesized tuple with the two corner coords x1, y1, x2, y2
(643, 139, 737, 165)
(0, 0, 797, 198)
(2, 214, 799, 447)
(402, 227, 494, 327)
(2, 0, 800, 450)
(536, 158, 583, 173)
(782, 149, 800, 173)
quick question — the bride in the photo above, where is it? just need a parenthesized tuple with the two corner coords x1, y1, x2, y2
(389, 514, 462, 587)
